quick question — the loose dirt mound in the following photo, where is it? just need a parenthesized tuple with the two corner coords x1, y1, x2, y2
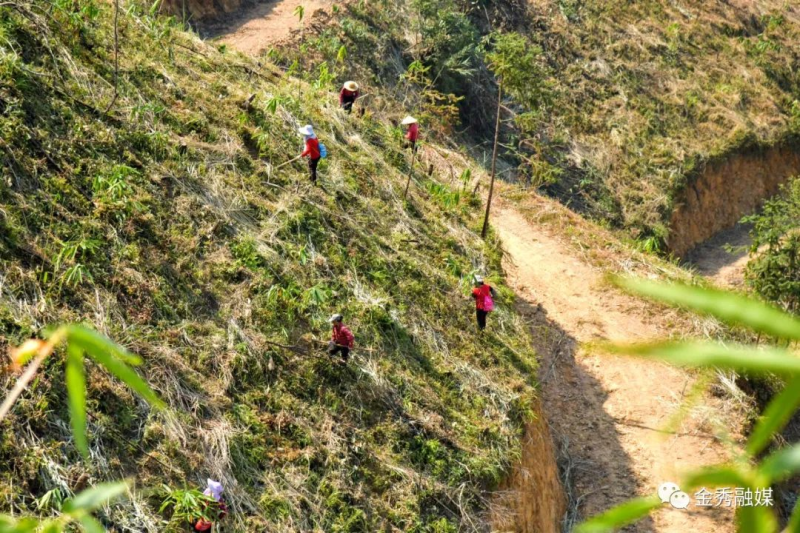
(495, 201, 736, 531)
(213, 0, 334, 54)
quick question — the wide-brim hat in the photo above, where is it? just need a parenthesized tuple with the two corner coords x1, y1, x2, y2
(204, 479, 224, 501)
(344, 81, 359, 91)
(329, 314, 344, 323)
(401, 116, 418, 125)
(298, 125, 314, 136)
(473, 275, 484, 284)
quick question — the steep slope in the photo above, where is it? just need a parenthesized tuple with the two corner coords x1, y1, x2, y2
(263, 0, 800, 251)
(0, 2, 555, 531)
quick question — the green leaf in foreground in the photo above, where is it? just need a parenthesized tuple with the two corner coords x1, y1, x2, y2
(759, 443, 800, 484)
(787, 498, 800, 533)
(65, 342, 88, 458)
(736, 504, 777, 533)
(606, 341, 800, 376)
(66, 325, 142, 366)
(614, 277, 800, 340)
(80, 337, 164, 409)
(575, 496, 661, 533)
(683, 465, 751, 490)
(78, 515, 105, 533)
(747, 376, 800, 455)
(63, 482, 128, 514)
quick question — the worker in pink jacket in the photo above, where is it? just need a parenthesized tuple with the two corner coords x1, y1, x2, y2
(298, 124, 321, 184)
(328, 314, 355, 363)
(402, 116, 419, 153)
(471, 275, 497, 331)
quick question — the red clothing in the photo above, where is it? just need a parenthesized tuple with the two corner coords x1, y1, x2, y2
(472, 284, 493, 311)
(332, 324, 355, 348)
(405, 123, 419, 141)
(340, 88, 359, 104)
(194, 501, 228, 531)
(301, 137, 320, 159)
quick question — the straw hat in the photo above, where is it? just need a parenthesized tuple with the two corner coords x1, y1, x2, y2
(344, 81, 359, 91)
(298, 125, 314, 136)
(401, 116, 418, 125)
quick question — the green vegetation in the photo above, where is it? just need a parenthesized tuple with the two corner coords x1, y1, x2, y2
(159, 486, 220, 531)
(744, 177, 800, 314)
(0, 327, 161, 532)
(4, 0, 799, 530)
(579, 279, 800, 532)
(0, 0, 540, 530)
(0, 481, 130, 533)
(286, 0, 800, 241)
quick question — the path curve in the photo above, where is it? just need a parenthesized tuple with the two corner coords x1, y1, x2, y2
(685, 223, 753, 288)
(495, 202, 735, 531)
(213, 0, 334, 55)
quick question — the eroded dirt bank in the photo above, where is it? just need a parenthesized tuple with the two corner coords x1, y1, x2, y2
(492, 399, 566, 533)
(668, 141, 800, 258)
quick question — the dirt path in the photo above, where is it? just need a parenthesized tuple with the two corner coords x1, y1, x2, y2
(212, 0, 333, 55)
(494, 202, 735, 531)
(685, 223, 753, 288)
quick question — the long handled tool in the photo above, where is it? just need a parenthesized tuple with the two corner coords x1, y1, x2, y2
(275, 155, 302, 170)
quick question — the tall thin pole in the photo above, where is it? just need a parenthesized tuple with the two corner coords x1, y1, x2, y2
(104, 0, 120, 113)
(481, 80, 502, 239)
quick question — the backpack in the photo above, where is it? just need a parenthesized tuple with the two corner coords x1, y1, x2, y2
(319, 143, 328, 158)
(483, 290, 495, 312)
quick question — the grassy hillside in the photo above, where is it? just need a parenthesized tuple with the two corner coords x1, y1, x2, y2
(272, 0, 800, 245)
(0, 2, 542, 531)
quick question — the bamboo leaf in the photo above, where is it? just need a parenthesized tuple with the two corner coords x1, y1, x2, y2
(607, 341, 800, 376)
(683, 466, 751, 489)
(0, 516, 41, 532)
(83, 343, 164, 409)
(66, 342, 88, 458)
(576, 497, 661, 532)
(759, 444, 800, 483)
(786, 498, 800, 532)
(63, 482, 128, 513)
(78, 515, 105, 533)
(66, 325, 142, 366)
(747, 376, 800, 455)
(614, 278, 800, 340)
(39, 521, 62, 533)
(737, 504, 778, 533)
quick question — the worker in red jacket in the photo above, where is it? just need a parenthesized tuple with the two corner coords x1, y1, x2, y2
(471, 275, 497, 331)
(328, 313, 354, 363)
(298, 124, 321, 184)
(402, 116, 419, 152)
(193, 479, 228, 532)
(339, 81, 360, 114)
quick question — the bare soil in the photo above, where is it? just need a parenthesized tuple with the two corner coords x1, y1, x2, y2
(685, 223, 754, 288)
(494, 201, 736, 532)
(212, 0, 334, 54)
(667, 142, 800, 258)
